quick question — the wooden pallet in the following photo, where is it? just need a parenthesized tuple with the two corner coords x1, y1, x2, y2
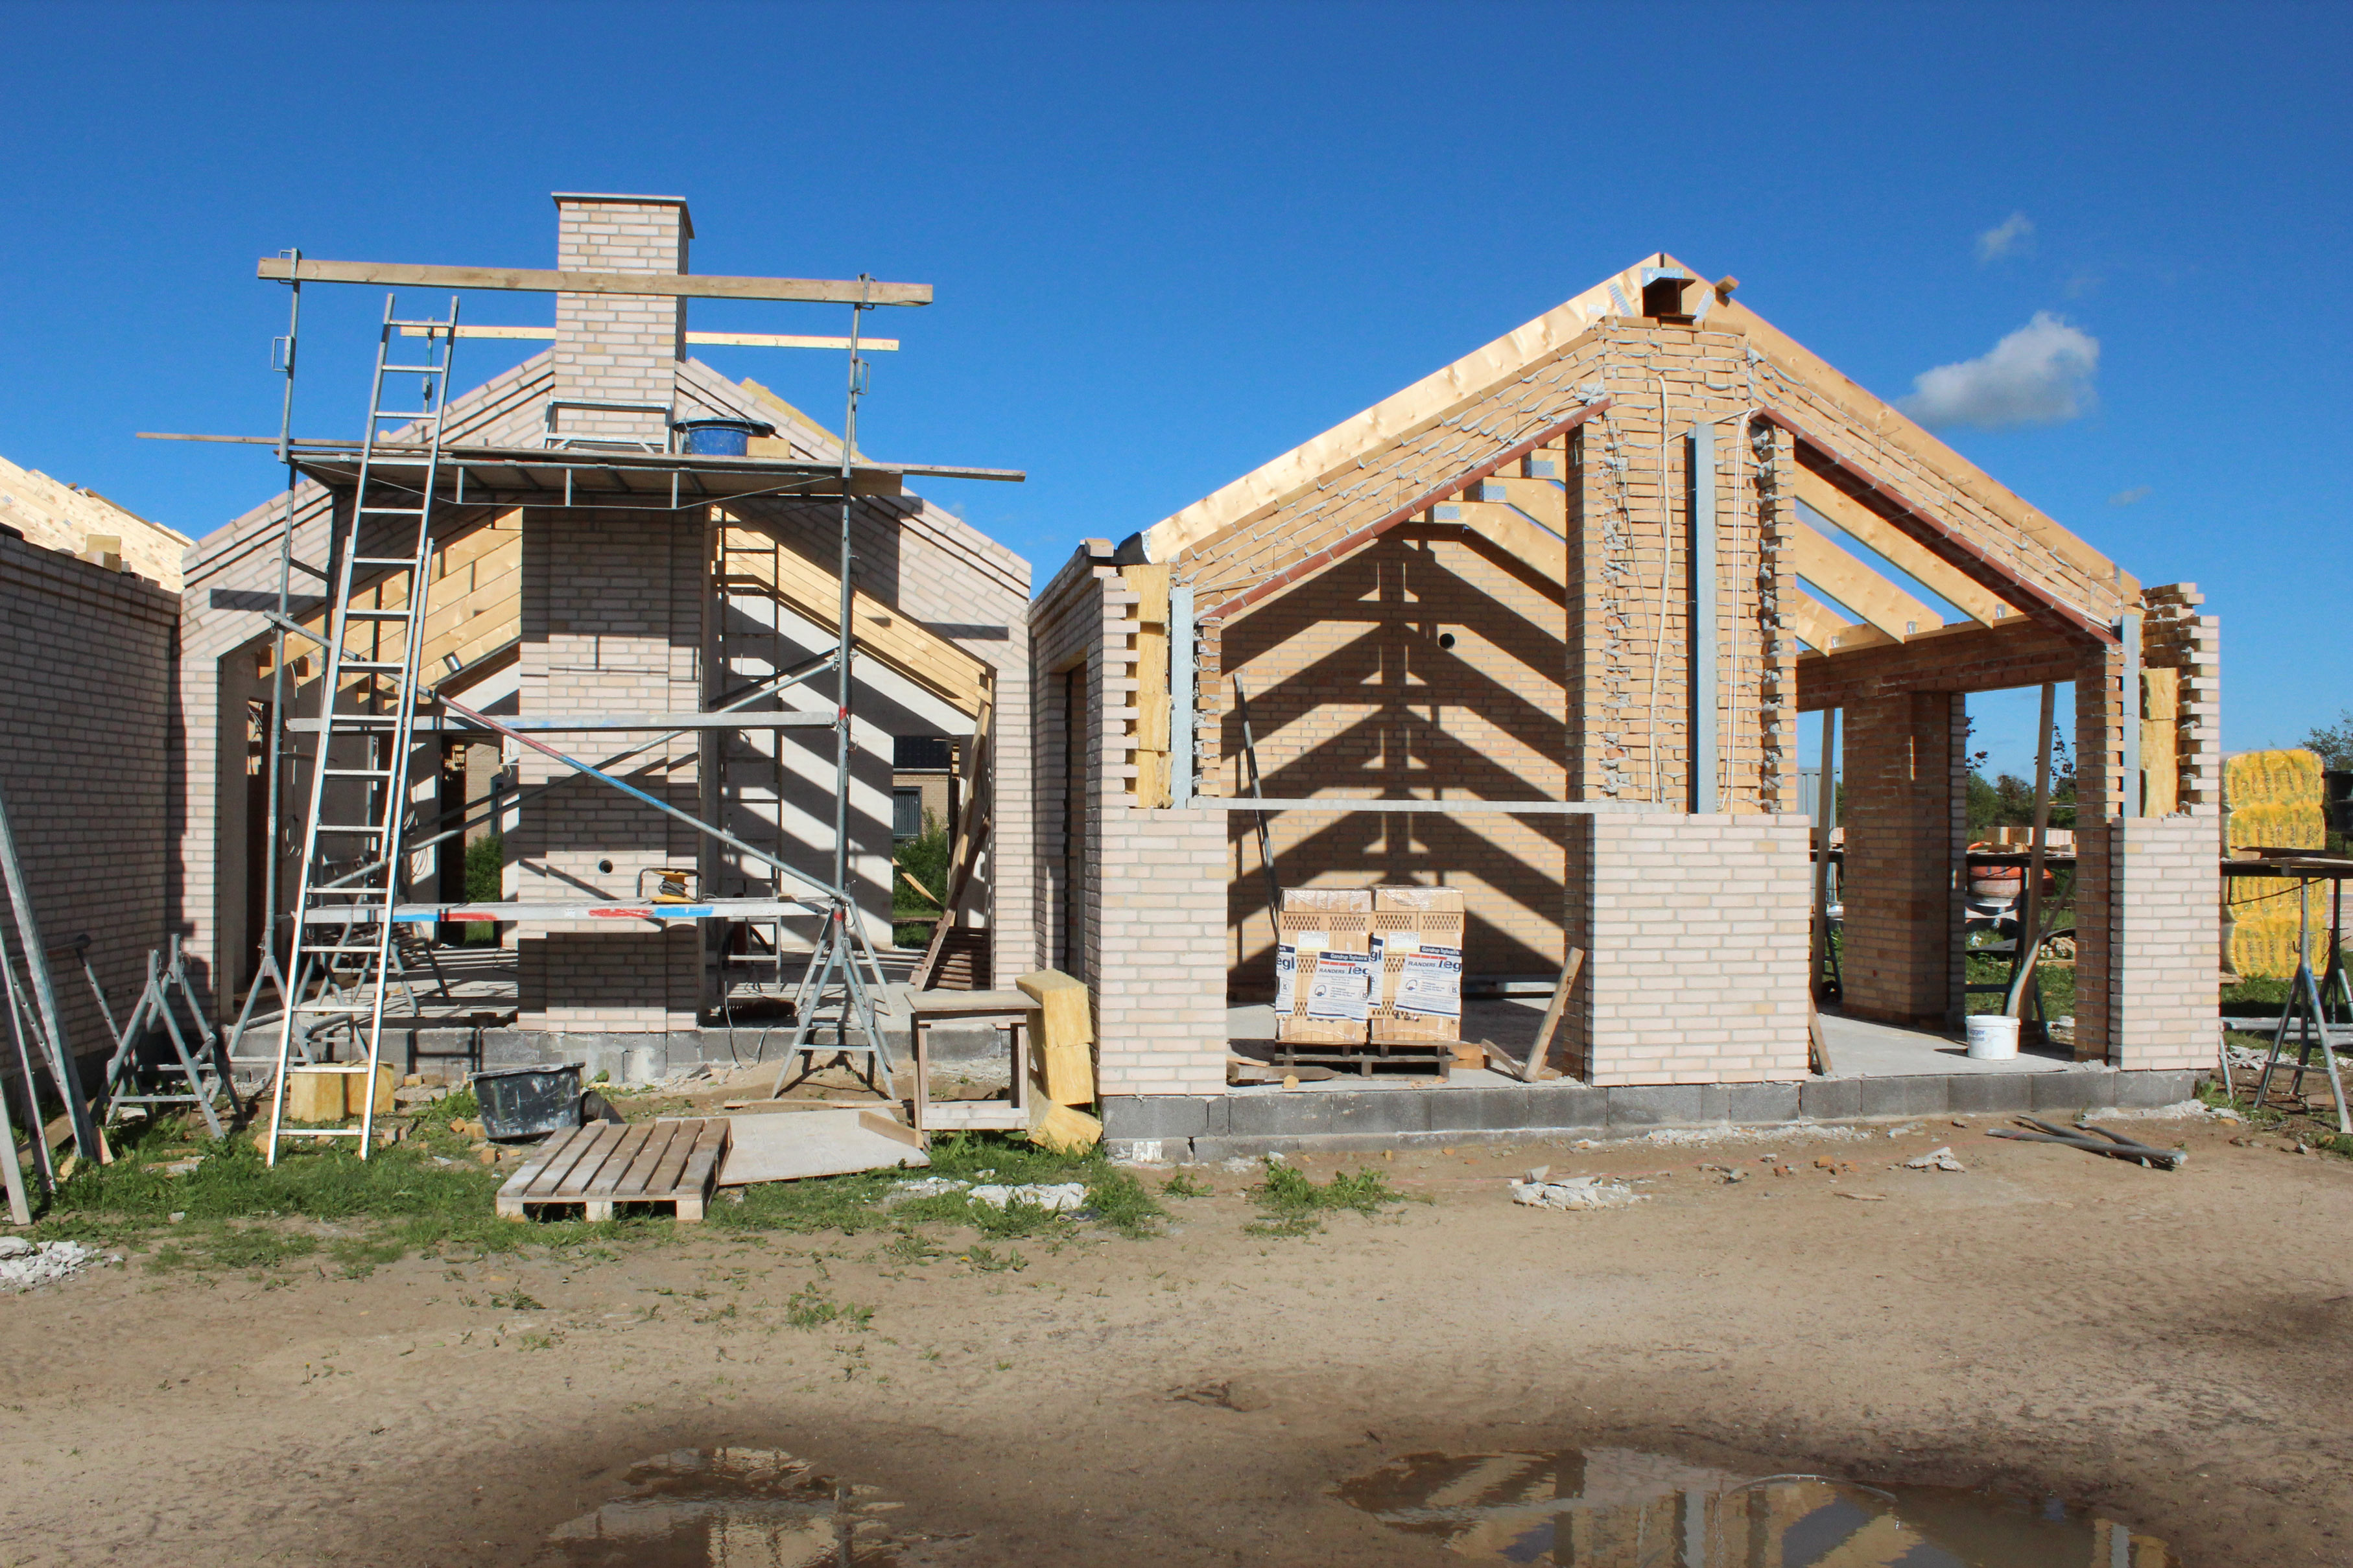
(495, 1117, 730, 1222)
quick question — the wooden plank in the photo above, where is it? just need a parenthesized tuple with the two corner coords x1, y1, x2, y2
(399, 325, 901, 351)
(582, 1125, 657, 1197)
(257, 255, 932, 307)
(1516, 948, 1584, 1082)
(1791, 524, 1940, 642)
(543, 1121, 632, 1196)
(1471, 476, 1568, 532)
(1441, 500, 1567, 586)
(517, 1126, 599, 1197)
(643, 1117, 703, 1195)
(607, 1121, 683, 1197)
(715, 522, 989, 714)
(715, 1110, 930, 1186)
(534, 1123, 622, 1196)
(1786, 594, 1851, 655)
(495, 1129, 581, 1209)
(1790, 466, 2011, 627)
(672, 1122, 731, 1222)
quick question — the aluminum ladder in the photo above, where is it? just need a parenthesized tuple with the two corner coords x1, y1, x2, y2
(264, 296, 460, 1164)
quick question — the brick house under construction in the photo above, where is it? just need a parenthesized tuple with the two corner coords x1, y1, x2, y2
(174, 195, 1034, 1050)
(1034, 256, 2219, 1153)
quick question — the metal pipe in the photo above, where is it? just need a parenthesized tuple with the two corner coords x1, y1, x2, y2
(0, 778, 102, 1163)
(434, 693, 844, 904)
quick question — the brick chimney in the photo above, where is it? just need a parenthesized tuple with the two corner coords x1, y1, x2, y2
(549, 193, 692, 448)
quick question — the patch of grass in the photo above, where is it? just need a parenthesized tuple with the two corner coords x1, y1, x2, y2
(488, 1288, 545, 1311)
(963, 1245, 1026, 1273)
(783, 1281, 874, 1331)
(205, 1224, 322, 1272)
(1082, 1168, 1166, 1239)
(1247, 1158, 1404, 1236)
(1162, 1173, 1212, 1199)
(713, 1170, 902, 1236)
(329, 1236, 407, 1279)
(882, 1231, 943, 1264)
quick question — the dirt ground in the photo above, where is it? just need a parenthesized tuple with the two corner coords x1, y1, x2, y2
(3, 1109, 2347, 1567)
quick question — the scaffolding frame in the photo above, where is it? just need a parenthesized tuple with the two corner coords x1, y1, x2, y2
(225, 250, 980, 1160)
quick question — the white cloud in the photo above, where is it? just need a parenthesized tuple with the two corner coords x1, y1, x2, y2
(1976, 212, 2035, 263)
(2108, 486, 2151, 507)
(1898, 312, 2099, 431)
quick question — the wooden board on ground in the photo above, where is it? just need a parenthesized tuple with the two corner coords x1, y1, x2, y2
(715, 1110, 929, 1186)
(495, 1117, 730, 1221)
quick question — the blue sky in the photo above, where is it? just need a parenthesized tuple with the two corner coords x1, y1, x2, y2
(3, 1, 2344, 774)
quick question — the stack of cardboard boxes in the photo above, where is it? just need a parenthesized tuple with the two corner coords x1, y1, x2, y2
(1273, 886, 1464, 1050)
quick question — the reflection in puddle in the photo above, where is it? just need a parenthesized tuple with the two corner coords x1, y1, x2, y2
(1339, 1448, 2178, 1566)
(544, 1448, 899, 1566)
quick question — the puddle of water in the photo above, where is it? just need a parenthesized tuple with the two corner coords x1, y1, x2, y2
(1338, 1447, 2179, 1567)
(542, 1447, 899, 1567)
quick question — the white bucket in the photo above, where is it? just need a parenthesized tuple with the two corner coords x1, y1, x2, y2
(1965, 1014, 2020, 1060)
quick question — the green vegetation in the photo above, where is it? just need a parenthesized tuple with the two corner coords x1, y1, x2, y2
(462, 833, 504, 942)
(1247, 1157, 1404, 1236)
(891, 810, 951, 948)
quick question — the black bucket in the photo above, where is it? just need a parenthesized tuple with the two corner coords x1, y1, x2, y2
(471, 1062, 585, 1140)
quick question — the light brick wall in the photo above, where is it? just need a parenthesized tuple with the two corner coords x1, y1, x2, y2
(1095, 805, 1228, 1095)
(514, 507, 705, 1030)
(0, 532, 178, 1066)
(1207, 530, 1572, 990)
(1566, 812, 1811, 1085)
(1839, 690, 1964, 1027)
(551, 195, 689, 447)
(2108, 815, 2218, 1070)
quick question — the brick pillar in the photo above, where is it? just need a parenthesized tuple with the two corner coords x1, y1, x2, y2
(513, 508, 705, 1033)
(2070, 641, 2128, 1061)
(1563, 812, 1810, 1084)
(1839, 690, 1963, 1027)
(550, 193, 691, 448)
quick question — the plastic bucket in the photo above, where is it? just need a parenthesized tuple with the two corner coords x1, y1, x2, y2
(673, 419, 773, 457)
(470, 1062, 584, 1139)
(1965, 1014, 2021, 1060)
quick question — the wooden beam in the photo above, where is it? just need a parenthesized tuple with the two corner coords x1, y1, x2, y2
(715, 521, 989, 715)
(1437, 500, 1567, 585)
(1790, 525, 1939, 643)
(400, 325, 899, 351)
(1787, 593, 1860, 655)
(1790, 466, 2011, 627)
(258, 255, 931, 307)
(1466, 477, 1568, 533)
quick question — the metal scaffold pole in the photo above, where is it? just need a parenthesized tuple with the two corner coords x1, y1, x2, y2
(226, 251, 305, 1082)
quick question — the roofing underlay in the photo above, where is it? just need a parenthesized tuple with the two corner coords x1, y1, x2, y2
(1132, 253, 2133, 645)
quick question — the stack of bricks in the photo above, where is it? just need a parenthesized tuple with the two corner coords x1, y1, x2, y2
(550, 194, 689, 448)
(1199, 527, 1573, 989)
(0, 532, 176, 1068)
(1748, 419, 1801, 812)
(1563, 812, 1811, 1084)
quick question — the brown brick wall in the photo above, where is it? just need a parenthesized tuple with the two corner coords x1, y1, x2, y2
(0, 532, 178, 1067)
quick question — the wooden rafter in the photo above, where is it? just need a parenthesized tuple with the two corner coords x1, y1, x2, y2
(1790, 525, 1939, 643)
(1790, 465, 2013, 627)
(713, 520, 989, 716)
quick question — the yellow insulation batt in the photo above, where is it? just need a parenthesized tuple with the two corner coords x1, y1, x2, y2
(2224, 749, 2329, 977)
